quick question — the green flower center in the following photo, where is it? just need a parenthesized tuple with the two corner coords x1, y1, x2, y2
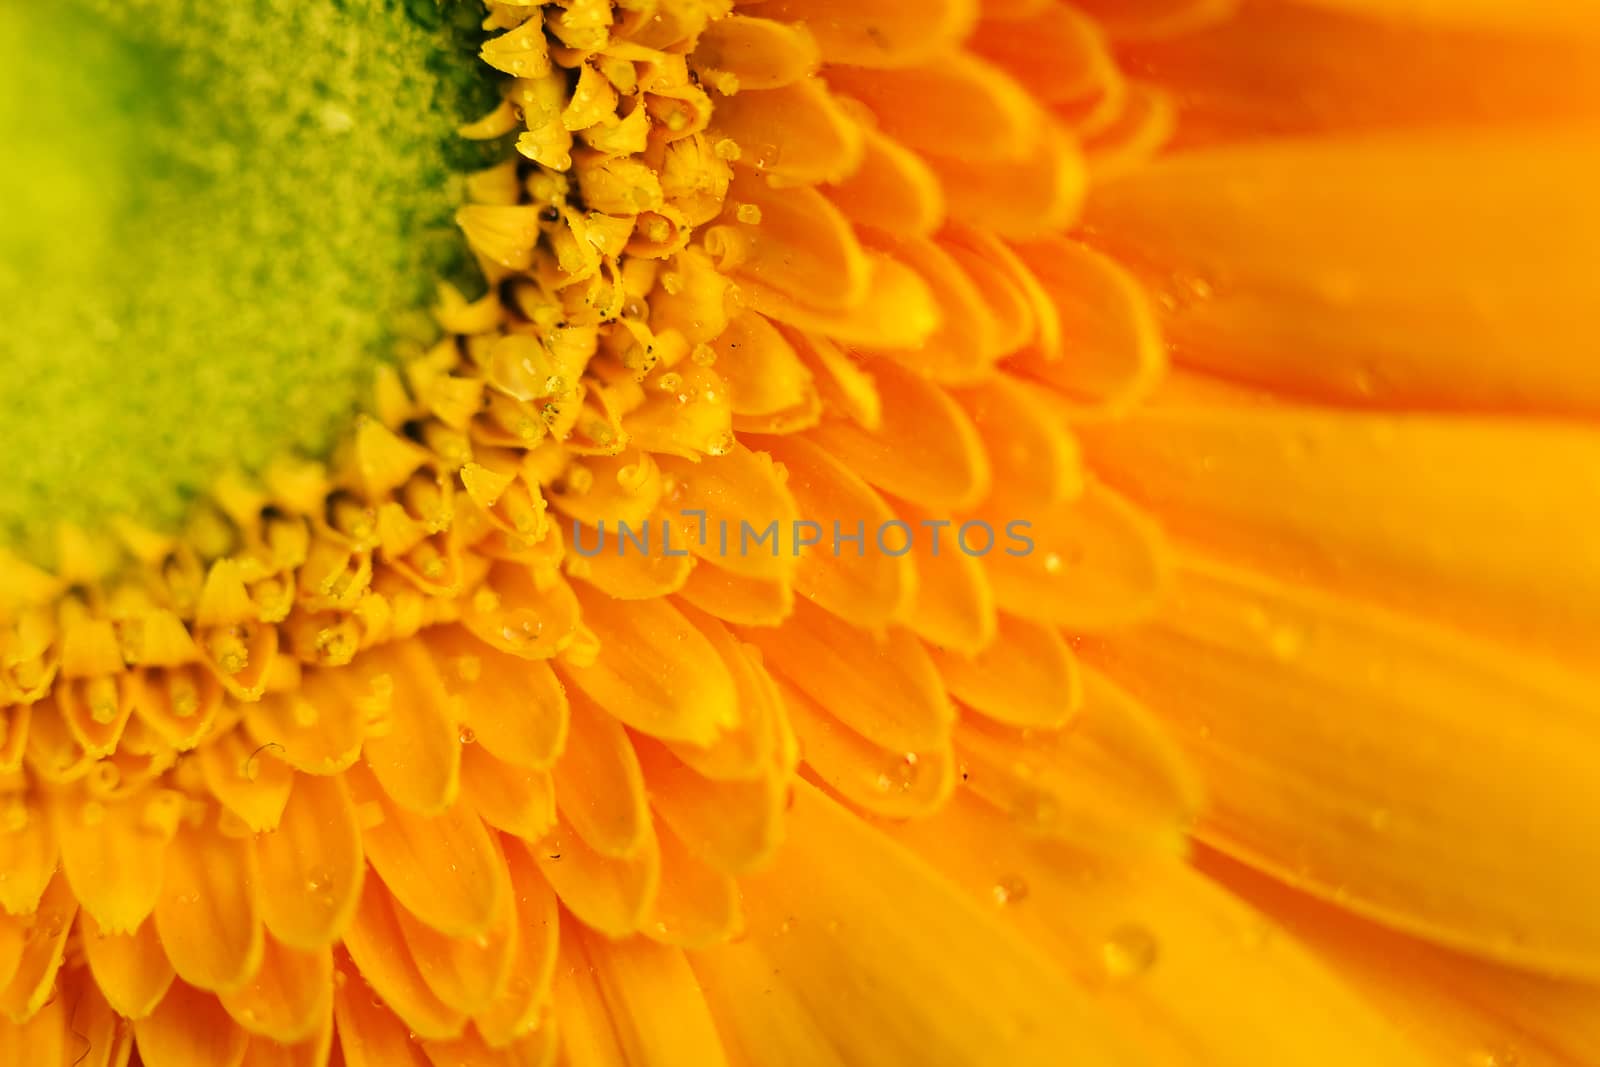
(0, 0, 498, 563)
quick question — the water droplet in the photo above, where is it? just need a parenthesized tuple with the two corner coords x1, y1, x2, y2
(704, 430, 735, 456)
(458, 726, 477, 746)
(873, 752, 920, 795)
(991, 875, 1029, 905)
(1101, 924, 1159, 981)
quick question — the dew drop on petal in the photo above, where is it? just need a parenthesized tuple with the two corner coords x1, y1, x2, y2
(1101, 924, 1159, 981)
(991, 874, 1029, 906)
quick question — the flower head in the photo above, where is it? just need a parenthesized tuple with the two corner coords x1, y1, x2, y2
(2, 1, 1598, 1065)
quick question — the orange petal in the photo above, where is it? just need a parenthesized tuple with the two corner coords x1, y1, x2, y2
(1083, 400, 1600, 660)
(635, 737, 785, 875)
(347, 644, 461, 815)
(460, 744, 557, 842)
(656, 444, 800, 581)
(892, 499, 997, 656)
(154, 810, 264, 993)
(803, 362, 991, 511)
(777, 679, 955, 820)
(1085, 133, 1600, 415)
(218, 938, 331, 1044)
(1088, 554, 1600, 977)
(712, 79, 863, 184)
(349, 763, 506, 941)
(823, 125, 945, 238)
(1007, 237, 1163, 412)
(333, 963, 435, 1067)
(754, 435, 913, 627)
(0, 870, 75, 1019)
(81, 916, 176, 1019)
(472, 844, 559, 1048)
(551, 694, 651, 858)
(429, 625, 569, 771)
(137, 981, 249, 1067)
(758, 0, 976, 66)
(555, 929, 728, 1067)
(526, 814, 659, 939)
(694, 781, 1136, 1064)
(393, 842, 517, 1017)
(645, 820, 743, 949)
(341, 879, 466, 1042)
(742, 598, 953, 752)
(0, 788, 55, 914)
(692, 15, 820, 91)
(255, 773, 363, 951)
(977, 481, 1170, 631)
(560, 587, 736, 745)
(197, 728, 294, 833)
(931, 613, 1079, 729)
(56, 783, 173, 934)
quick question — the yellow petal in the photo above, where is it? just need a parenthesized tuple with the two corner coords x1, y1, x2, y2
(890, 792, 1429, 1066)
(1085, 133, 1600, 414)
(1083, 400, 1600, 660)
(741, 598, 954, 752)
(349, 763, 506, 941)
(341, 879, 466, 1042)
(645, 820, 743, 949)
(1204, 848, 1600, 1067)
(804, 363, 992, 511)
(552, 694, 651, 858)
(460, 745, 557, 842)
(254, 773, 363, 951)
(154, 810, 264, 993)
(81, 916, 175, 1019)
(931, 613, 1079, 728)
(0, 869, 75, 1019)
(757, 0, 975, 67)
(472, 844, 559, 1049)
(56, 787, 175, 934)
(695, 781, 1137, 1065)
(555, 929, 729, 1067)
(755, 435, 913, 627)
(712, 80, 863, 184)
(197, 728, 294, 833)
(333, 962, 436, 1067)
(560, 587, 735, 745)
(635, 736, 785, 875)
(977, 481, 1170, 631)
(137, 982, 249, 1067)
(0, 788, 55, 914)
(1089, 554, 1600, 976)
(218, 938, 331, 1044)
(349, 644, 461, 815)
(393, 841, 517, 1016)
(429, 625, 569, 771)
(526, 814, 659, 939)
(776, 679, 954, 820)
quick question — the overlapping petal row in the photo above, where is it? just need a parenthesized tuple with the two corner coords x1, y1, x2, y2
(3, 1, 1600, 1065)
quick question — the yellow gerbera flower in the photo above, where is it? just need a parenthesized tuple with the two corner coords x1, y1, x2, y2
(1, 1, 1597, 1065)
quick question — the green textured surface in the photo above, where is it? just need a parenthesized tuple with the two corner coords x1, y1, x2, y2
(0, 0, 500, 563)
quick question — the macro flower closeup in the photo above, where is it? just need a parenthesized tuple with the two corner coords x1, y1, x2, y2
(2, 0, 1599, 1063)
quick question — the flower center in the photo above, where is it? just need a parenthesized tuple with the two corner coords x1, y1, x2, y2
(0, 0, 501, 564)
